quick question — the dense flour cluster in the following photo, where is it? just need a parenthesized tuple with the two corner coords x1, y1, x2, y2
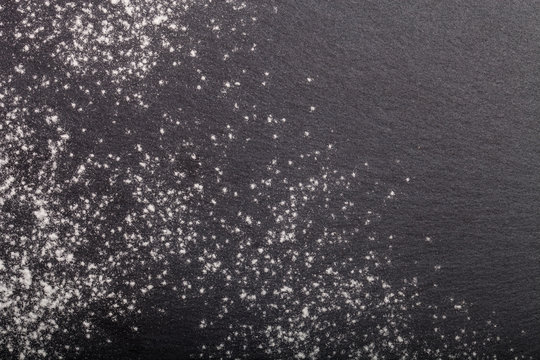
(0, 1, 525, 359)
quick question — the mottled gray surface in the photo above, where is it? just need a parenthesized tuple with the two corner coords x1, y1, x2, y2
(0, 1, 538, 359)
